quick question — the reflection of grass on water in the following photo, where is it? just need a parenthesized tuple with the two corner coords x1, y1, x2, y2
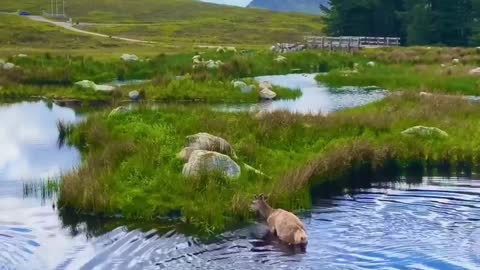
(23, 179, 60, 204)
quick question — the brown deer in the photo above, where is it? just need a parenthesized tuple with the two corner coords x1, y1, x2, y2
(251, 194, 308, 246)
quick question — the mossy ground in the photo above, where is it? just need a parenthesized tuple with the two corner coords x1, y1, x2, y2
(61, 92, 480, 233)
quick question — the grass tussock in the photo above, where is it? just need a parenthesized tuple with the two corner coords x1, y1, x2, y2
(60, 92, 480, 233)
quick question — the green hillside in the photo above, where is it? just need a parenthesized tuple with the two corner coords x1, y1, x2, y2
(1, 0, 323, 45)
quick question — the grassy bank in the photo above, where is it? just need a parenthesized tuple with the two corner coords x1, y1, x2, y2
(317, 47, 480, 95)
(60, 92, 480, 233)
(0, 50, 353, 103)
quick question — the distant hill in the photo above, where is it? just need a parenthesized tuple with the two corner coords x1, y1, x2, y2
(248, 0, 329, 15)
(1, 0, 323, 45)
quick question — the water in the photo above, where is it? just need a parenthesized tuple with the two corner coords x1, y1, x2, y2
(1, 81, 479, 269)
(217, 74, 387, 114)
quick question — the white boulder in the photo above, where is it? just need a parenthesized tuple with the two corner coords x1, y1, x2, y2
(2, 62, 15, 70)
(17, 54, 28, 58)
(233, 81, 247, 89)
(401, 126, 448, 138)
(226, 47, 237, 53)
(129, 90, 140, 100)
(259, 81, 273, 90)
(259, 88, 277, 100)
(367, 61, 376, 67)
(452, 58, 460, 64)
(185, 132, 237, 158)
(74, 80, 115, 92)
(121, 53, 139, 62)
(469, 67, 480, 76)
(182, 150, 241, 178)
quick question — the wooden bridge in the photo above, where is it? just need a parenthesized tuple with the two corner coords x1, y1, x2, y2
(273, 36, 401, 53)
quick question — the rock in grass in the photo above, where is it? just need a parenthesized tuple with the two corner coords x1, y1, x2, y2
(108, 106, 129, 117)
(401, 126, 449, 138)
(75, 80, 97, 89)
(185, 133, 237, 159)
(259, 81, 273, 90)
(94, 84, 115, 92)
(469, 67, 480, 76)
(452, 58, 460, 64)
(177, 146, 198, 162)
(182, 150, 241, 178)
(75, 80, 115, 92)
(121, 53, 139, 62)
(367, 61, 376, 67)
(129, 90, 140, 100)
(2, 62, 15, 70)
(233, 81, 247, 89)
(259, 88, 277, 100)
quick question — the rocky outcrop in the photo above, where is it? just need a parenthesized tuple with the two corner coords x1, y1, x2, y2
(401, 126, 448, 138)
(121, 54, 139, 62)
(178, 132, 237, 162)
(259, 88, 277, 100)
(182, 150, 241, 178)
(469, 67, 480, 76)
(74, 80, 115, 92)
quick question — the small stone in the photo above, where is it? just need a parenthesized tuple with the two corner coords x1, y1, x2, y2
(129, 90, 140, 100)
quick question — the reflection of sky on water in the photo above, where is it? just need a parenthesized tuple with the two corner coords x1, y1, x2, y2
(0, 101, 81, 182)
(217, 74, 387, 114)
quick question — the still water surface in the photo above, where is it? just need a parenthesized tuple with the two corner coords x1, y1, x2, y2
(1, 78, 479, 269)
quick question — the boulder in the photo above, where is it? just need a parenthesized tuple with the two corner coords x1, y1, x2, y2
(2, 62, 15, 70)
(177, 146, 198, 162)
(185, 132, 237, 158)
(452, 58, 460, 64)
(74, 80, 97, 89)
(17, 54, 28, 58)
(74, 80, 114, 92)
(108, 106, 129, 117)
(259, 81, 273, 90)
(129, 90, 140, 100)
(226, 46, 237, 53)
(401, 126, 448, 138)
(259, 88, 277, 100)
(182, 150, 241, 178)
(274, 55, 287, 63)
(469, 67, 480, 76)
(121, 54, 139, 62)
(206, 60, 218, 69)
(367, 61, 376, 67)
(192, 55, 201, 61)
(233, 80, 247, 89)
(94, 84, 115, 92)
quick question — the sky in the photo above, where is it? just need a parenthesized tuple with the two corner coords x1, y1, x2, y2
(200, 0, 251, 7)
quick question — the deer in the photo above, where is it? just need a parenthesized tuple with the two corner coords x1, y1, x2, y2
(250, 194, 308, 246)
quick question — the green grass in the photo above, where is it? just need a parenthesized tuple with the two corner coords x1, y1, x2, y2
(0, 50, 353, 103)
(316, 47, 480, 96)
(1, 0, 323, 45)
(0, 14, 132, 49)
(60, 92, 480, 233)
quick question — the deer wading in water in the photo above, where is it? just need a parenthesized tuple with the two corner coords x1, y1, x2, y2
(251, 194, 308, 246)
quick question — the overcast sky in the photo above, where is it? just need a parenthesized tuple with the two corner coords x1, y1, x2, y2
(200, 0, 251, 7)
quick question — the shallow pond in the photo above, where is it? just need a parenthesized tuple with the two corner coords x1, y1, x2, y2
(216, 74, 387, 114)
(1, 78, 479, 269)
